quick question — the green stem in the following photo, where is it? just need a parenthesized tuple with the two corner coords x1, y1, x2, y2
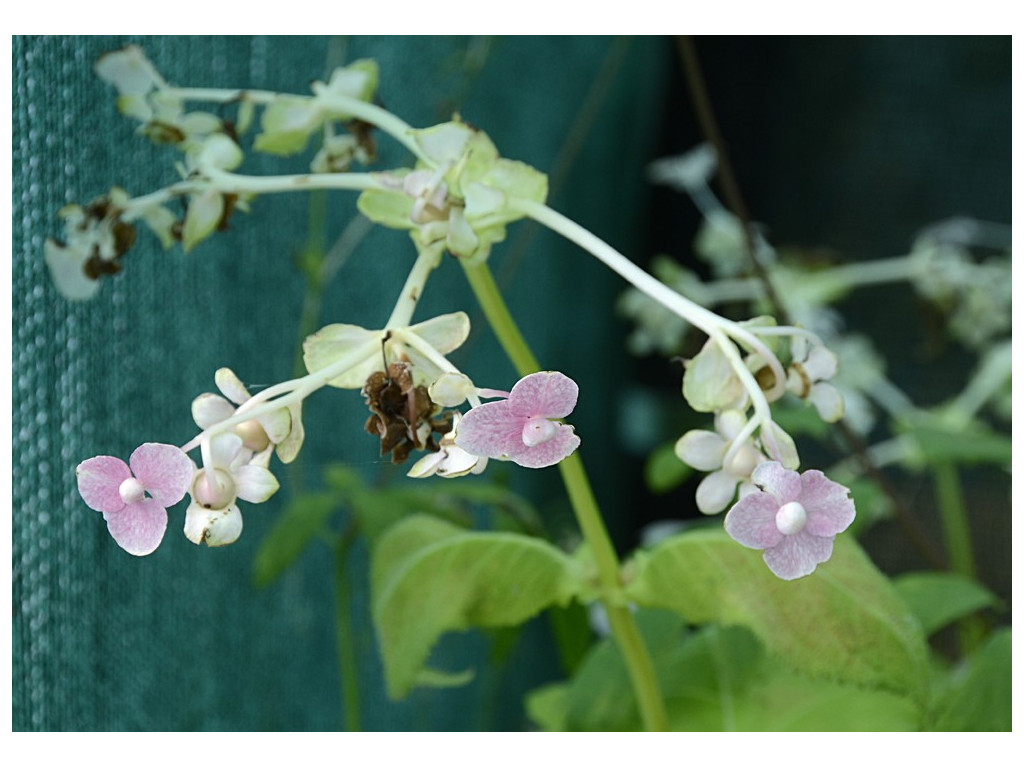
(334, 525, 361, 731)
(461, 261, 668, 732)
(932, 461, 985, 654)
(933, 461, 975, 580)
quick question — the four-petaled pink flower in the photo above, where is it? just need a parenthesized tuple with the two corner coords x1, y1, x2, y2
(455, 371, 581, 469)
(76, 443, 195, 556)
(724, 461, 855, 580)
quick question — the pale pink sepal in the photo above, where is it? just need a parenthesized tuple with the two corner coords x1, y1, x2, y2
(455, 371, 581, 469)
(724, 461, 856, 581)
(129, 443, 195, 507)
(77, 456, 132, 514)
(103, 497, 168, 556)
(506, 371, 578, 420)
(762, 533, 835, 581)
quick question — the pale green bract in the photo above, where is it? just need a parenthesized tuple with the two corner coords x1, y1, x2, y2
(357, 119, 548, 264)
(253, 59, 380, 156)
(302, 312, 471, 389)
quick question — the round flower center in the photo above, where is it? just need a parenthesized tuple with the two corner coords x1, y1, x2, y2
(726, 444, 761, 479)
(775, 501, 808, 536)
(192, 468, 237, 510)
(235, 418, 270, 453)
(118, 477, 146, 504)
(522, 416, 557, 447)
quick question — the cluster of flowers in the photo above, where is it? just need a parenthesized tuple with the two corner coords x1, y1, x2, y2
(63, 46, 856, 582)
(671, 325, 855, 579)
(77, 312, 582, 556)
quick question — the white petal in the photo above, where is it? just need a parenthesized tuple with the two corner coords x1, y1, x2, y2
(407, 451, 444, 479)
(208, 432, 243, 469)
(258, 408, 292, 445)
(760, 421, 800, 470)
(695, 470, 739, 515)
(674, 430, 726, 471)
(808, 383, 845, 423)
(429, 372, 475, 407)
(215, 367, 251, 405)
(184, 501, 243, 547)
(191, 392, 236, 429)
(803, 345, 839, 382)
(44, 239, 100, 301)
(233, 464, 280, 504)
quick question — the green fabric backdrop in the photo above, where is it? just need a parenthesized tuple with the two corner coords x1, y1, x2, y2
(12, 35, 668, 730)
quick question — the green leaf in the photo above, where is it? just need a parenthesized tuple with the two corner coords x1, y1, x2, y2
(625, 529, 930, 704)
(720, 668, 921, 731)
(252, 492, 339, 588)
(933, 628, 1011, 731)
(546, 602, 594, 676)
(893, 571, 1001, 636)
(371, 514, 580, 699)
(524, 683, 569, 732)
(644, 441, 693, 495)
(561, 610, 688, 731)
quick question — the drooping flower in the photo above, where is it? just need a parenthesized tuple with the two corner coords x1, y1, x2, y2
(407, 412, 489, 479)
(357, 119, 548, 264)
(786, 335, 844, 423)
(724, 461, 855, 580)
(454, 371, 580, 469)
(191, 367, 304, 464)
(184, 433, 279, 547)
(76, 443, 195, 556)
(675, 410, 767, 514)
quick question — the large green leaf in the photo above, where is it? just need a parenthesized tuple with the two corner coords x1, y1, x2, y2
(372, 514, 581, 699)
(932, 628, 1011, 731)
(893, 571, 1001, 636)
(625, 529, 930, 704)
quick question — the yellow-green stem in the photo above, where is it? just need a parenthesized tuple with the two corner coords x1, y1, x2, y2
(461, 261, 668, 731)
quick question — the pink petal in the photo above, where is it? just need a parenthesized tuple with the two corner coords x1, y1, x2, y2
(750, 461, 801, 504)
(76, 456, 131, 514)
(104, 498, 168, 556)
(507, 424, 580, 468)
(799, 470, 856, 537)
(724, 492, 784, 549)
(454, 400, 525, 459)
(762, 531, 834, 580)
(506, 372, 578, 420)
(129, 443, 195, 507)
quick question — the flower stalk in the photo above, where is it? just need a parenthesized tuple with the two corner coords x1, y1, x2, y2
(461, 260, 668, 732)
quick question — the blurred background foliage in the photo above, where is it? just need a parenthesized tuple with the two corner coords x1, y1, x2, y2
(12, 35, 1010, 731)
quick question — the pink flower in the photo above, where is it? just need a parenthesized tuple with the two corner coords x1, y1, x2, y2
(724, 461, 855, 580)
(76, 443, 195, 556)
(454, 371, 581, 469)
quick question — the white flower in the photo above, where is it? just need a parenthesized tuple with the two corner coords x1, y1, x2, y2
(786, 336, 844, 423)
(44, 190, 136, 300)
(191, 367, 304, 464)
(407, 413, 488, 479)
(675, 410, 766, 515)
(184, 432, 279, 547)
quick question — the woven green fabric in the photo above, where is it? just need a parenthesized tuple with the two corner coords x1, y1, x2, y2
(12, 35, 667, 730)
